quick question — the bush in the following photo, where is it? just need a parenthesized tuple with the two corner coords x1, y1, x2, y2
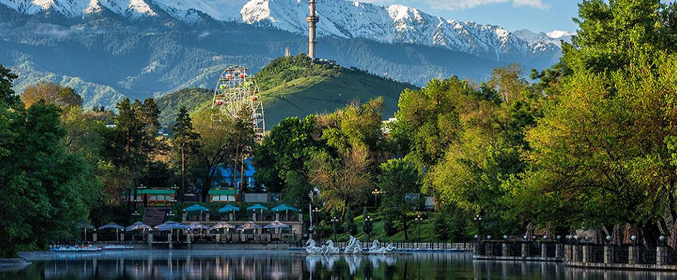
(384, 218, 397, 236)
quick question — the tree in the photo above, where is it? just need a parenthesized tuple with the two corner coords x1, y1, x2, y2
(309, 145, 371, 214)
(344, 207, 357, 235)
(193, 110, 242, 201)
(522, 54, 677, 245)
(173, 107, 200, 199)
(253, 115, 319, 202)
(21, 82, 82, 109)
(0, 64, 19, 107)
(377, 158, 420, 240)
(0, 101, 98, 256)
(309, 99, 385, 214)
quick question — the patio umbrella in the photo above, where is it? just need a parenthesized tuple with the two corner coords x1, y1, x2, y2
(185, 204, 209, 212)
(99, 222, 124, 230)
(271, 204, 299, 212)
(264, 220, 289, 240)
(211, 221, 236, 230)
(77, 221, 94, 242)
(126, 221, 151, 231)
(238, 221, 262, 231)
(247, 204, 268, 219)
(263, 220, 290, 229)
(272, 204, 299, 220)
(218, 204, 241, 213)
(99, 222, 124, 241)
(189, 222, 209, 230)
(156, 221, 191, 231)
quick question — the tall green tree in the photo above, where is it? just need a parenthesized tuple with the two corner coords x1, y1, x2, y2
(309, 99, 385, 214)
(0, 100, 98, 256)
(173, 107, 200, 199)
(253, 115, 319, 206)
(0, 64, 19, 107)
(377, 158, 421, 240)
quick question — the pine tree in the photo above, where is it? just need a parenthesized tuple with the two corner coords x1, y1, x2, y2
(173, 107, 200, 200)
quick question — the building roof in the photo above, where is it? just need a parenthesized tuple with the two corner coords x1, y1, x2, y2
(137, 189, 176, 195)
(208, 188, 239, 195)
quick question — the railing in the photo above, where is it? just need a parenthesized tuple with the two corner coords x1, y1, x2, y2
(546, 243, 557, 258)
(589, 245, 604, 263)
(667, 247, 677, 265)
(508, 243, 522, 257)
(637, 246, 656, 264)
(575, 247, 583, 262)
(613, 246, 629, 264)
(529, 243, 540, 256)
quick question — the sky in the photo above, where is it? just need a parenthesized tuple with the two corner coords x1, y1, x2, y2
(358, 0, 582, 33)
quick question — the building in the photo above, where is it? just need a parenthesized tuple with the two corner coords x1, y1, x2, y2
(134, 188, 177, 207)
(208, 188, 240, 202)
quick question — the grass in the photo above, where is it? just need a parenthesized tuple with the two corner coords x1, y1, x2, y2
(328, 214, 448, 243)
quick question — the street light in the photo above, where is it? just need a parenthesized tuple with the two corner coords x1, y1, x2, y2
(330, 216, 340, 241)
(364, 215, 373, 244)
(372, 189, 385, 206)
(312, 207, 321, 225)
(414, 215, 423, 244)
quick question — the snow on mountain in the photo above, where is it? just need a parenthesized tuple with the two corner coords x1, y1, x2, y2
(0, 0, 567, 60)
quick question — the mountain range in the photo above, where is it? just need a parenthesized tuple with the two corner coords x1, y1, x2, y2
(0, 0, 571, 109)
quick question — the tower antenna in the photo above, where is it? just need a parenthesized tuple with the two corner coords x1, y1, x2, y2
(306, 0, 319, 59)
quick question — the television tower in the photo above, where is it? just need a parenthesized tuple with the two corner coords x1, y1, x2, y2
(306, 0, 319, 59)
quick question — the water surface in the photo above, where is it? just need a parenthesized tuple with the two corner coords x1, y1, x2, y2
(1, 250, 673, 279)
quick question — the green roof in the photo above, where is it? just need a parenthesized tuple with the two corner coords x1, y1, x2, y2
(208, 189, 239, 195)
(137, 189, 176, 195)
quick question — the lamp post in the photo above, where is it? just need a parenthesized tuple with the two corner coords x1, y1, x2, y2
(473, 214, 483, 239)
(132, 210, 141, 222)
(364, 215, 373, 244)
(372, 189, 385, 206)
(414, 215, 423, 244)
(331, 216, 339, 241)
(312, 207, 321, 225)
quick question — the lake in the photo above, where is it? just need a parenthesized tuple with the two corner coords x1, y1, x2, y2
(1, 250, 673, 279)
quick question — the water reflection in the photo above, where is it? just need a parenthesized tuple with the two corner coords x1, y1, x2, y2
(2, 251, 676, 280)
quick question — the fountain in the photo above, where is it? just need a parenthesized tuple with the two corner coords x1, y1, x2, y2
(303, 236, 395, 255)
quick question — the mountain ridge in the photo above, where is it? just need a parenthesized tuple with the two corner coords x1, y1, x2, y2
(0, 0, 569, 62)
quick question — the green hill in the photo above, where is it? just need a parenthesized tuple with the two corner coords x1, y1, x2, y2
(156, 88, 213, 127)
(157, 55, 415, 129)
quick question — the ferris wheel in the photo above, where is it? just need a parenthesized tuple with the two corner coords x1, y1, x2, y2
(212, 65, 265, 140)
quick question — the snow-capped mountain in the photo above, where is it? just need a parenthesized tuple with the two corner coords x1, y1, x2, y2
(0, 0, 569, 61)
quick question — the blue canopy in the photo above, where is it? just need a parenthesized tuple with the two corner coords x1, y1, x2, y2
(99, 222, 124, 231)
(185, 204, 209, 212)
(218, 204, 241, 213)
(272, 204, 299, 212)
(246, 204, 268, 211)
(156, 221, 190, 231)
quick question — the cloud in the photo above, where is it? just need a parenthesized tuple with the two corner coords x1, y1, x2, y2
(512, 0, 549, 9)
(359, 0, 550, 11)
